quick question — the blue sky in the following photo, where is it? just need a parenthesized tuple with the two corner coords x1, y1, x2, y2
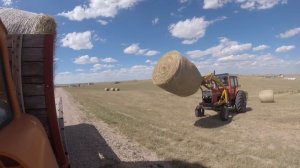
(2, 0, 300, 84)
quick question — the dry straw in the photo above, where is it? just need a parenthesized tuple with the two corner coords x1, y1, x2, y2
(259, 90, 274, 103)
(0, 8, 56, 35)
(152, 51, 202, 97)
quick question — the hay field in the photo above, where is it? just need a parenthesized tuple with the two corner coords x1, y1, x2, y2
(65, 76, 300, 168)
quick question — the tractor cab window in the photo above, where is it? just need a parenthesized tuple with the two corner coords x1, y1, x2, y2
(221, 76, 228, 86)
(0, 53, 12, 129)
(230, 77, 235, 87)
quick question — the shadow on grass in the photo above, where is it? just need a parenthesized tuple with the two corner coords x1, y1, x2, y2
(65, 123, 206, 168)
(194, 107, 252, 129)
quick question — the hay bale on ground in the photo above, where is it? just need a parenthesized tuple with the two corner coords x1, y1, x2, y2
(110, 88, 115, 91)
(0, 8, 56, 35)
(152, 51, 202, 97)
(115, 88, 120, 91)
(104, 88, 109, 91)
(259, 90, 274, 103)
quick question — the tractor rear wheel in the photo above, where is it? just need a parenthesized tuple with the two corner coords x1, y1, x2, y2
(195, 105, 204, 117)
(235, 90, 247, 113)
(220, 106, 229, 121)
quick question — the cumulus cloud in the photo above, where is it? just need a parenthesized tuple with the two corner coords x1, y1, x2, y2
(98, 19, 109, 25)
(145, 59, 157, 65)
(186, 37, 252, 58)
(152, 17, 159, 25)
(169, 16, 226, 44)
(102, 57, 118, 63)
(2, 0, 13, 6)
(74, 55, 99, 64)
(124, 43, 159, 56)
(58, 0, 140, 21)
(253, 44, 270, 51)
(275, 45, 295, 52)
(57, 71, 71, 75)
(203, 0, 287, 10)
(278, 27, 300, 38)
(91, 63, 115, 72)
(179, 0, 189, 3)
(61, 31, 93, 50)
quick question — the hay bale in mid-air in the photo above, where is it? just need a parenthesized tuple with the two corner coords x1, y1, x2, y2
(110, 88, 115, 91)
(104, 88, 109, 91)
(0, 8, 56, 35)
(152, 51, 202, 97)
(259, 90, 274, 103)
(115, 88, 120, 91)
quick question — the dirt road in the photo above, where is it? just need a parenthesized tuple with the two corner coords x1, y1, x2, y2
(55, 88, 172, 168)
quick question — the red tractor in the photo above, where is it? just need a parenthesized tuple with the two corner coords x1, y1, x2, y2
(195, 73, 247, 121)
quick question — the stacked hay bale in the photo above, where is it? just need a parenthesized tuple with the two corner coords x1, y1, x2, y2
(0, 8, 56, 35)
(152, 51, 202, 97)
(259, 90, 274, 103)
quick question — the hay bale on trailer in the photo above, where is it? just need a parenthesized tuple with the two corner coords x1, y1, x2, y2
(259, 90, 274, 103)
(152, 51, 202, 97)
(0, 8, 56, 35)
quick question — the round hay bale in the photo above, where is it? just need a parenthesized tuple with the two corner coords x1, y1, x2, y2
(259, 90, 274, 103)
(152, 51, 202, 97)
(110, 88, 115, 91)
(115, 88, 120, 91)
(104, 88, 109, 91)
(0, 8, 56, 35)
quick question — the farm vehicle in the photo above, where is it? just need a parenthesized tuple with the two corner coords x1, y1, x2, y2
(195, 73, 247, 121)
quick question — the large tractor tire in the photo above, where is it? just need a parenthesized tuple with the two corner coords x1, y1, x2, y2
(235, 90, 247, 113)
(195, 105, 204, 117)
(220, 106, 229, 121)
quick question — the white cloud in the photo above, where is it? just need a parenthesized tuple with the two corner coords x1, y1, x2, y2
(2, 0, 13, 6)
(102, 57, 118, 63)
(76, 69, 84, 72)
(203, 0, 230, 9)
(61, 31, 93, 50)
(169, 16, 226, 44)
(152, 17, 159, 25)
(58, 71, 71, 75)
(74, 55, 99, 64)
(179, 0, 189, 3)
(187, 37, 252, 58)
(278, 27, 300, 38)
(124, 43, 159, 56)
(58, 0, 140, 21)
(253, 44, 270, 51)
(145, 59, 157, 65)
(203, 0, 287, 10)
(275, 45, 295, 52)
(55, 65, 154, 84)
(91, 63, 115, 72)
(98, 19, 109, 25)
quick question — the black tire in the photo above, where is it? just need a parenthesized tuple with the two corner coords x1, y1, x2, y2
(220, 106, 229, 121)
(195, 105, 205, 117)
(235, 90, 247, 113)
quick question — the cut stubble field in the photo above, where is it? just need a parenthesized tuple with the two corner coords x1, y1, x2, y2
(65, 76, 300, 168)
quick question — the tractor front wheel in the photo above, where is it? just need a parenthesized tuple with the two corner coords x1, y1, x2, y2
(235, 90, 247, 113)
(195, 105, 205, 117)
(220, 106, 229, 121)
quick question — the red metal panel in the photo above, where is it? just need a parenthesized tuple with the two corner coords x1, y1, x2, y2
(43, 35, 70, 168)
